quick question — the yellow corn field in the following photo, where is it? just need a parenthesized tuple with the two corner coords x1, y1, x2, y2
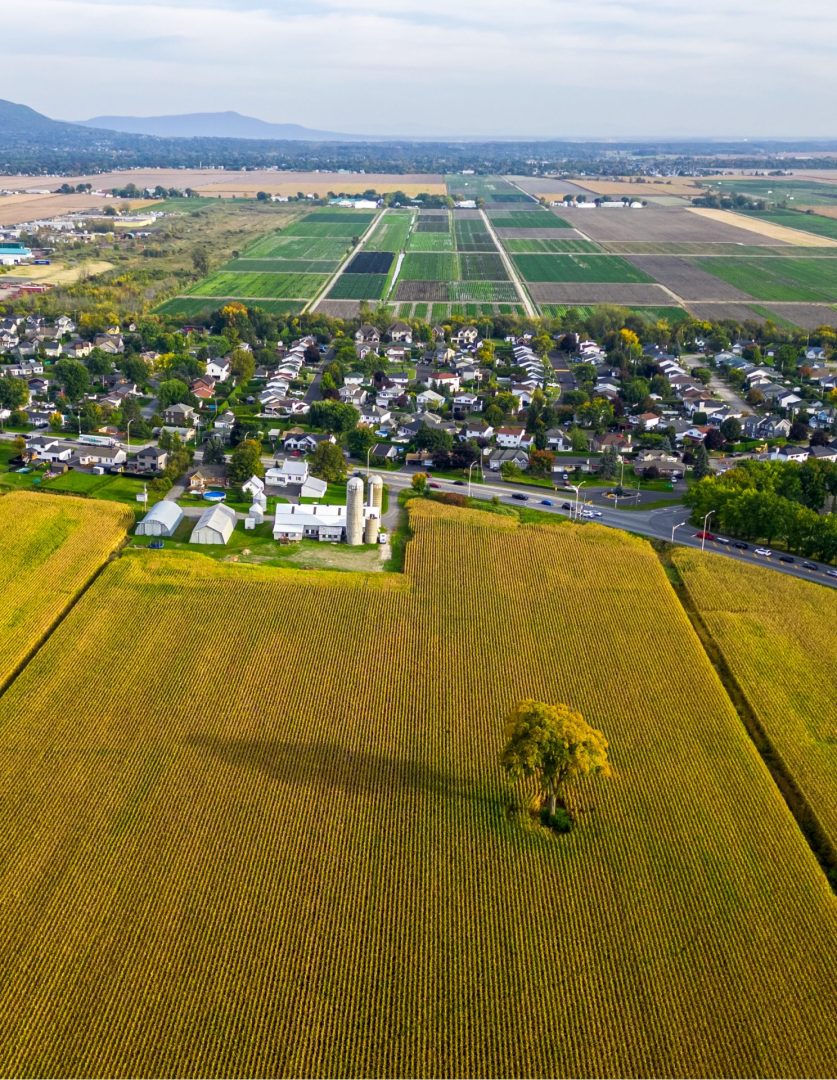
(0, 492, 132, 686)
(673, 547, 837, 853)
(0, 502, 833, 1077)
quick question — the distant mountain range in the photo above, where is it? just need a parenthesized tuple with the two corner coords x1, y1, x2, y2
(76, 110, 367, 142)
(0, 98, 81, 137)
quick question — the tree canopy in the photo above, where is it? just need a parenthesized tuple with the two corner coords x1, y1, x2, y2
(501, 700, 611, 826)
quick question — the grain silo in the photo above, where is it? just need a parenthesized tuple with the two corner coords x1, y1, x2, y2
(364, 513, 380, 546)
(346, 476, 364, 545)
(368, 474, 384, 513)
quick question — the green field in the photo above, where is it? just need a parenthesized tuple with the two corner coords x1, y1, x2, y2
(695, 256, 837, 302)
(453, 219, 495, 251)
(157, 297, 304, 317)
(364, 211, 414, 253)
(513, 253, 654, 283)
(459, 253, 508, 281)
(712, 178, 837, 207)
(447, 281, 520, 302)
(326, 273, 389, 300)
(745, 209, 837, 240)
(189, 271, 328, 299)
(490, 211, 571, 228)
(400, 252, 459, 281)
(504, 237, 603, 253)
(445, 174, 525, 198)
(242, 235, 352, 260)
(407, 230, 455, 252)
(226, 258, 338, 273)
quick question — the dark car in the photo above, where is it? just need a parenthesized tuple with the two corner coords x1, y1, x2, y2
(453, 480, 465, 486)
(734, 542, 748, 550)
(148, 540, 164, 550)
(512, 493, 528, 501)
(562, 502, 572, 510)
(802, 561, 817, 570)
(429, 482, 440, 489)
(779, 555, 794, 564)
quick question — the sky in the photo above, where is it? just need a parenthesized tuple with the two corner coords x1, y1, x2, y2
(6, 0, 837, 138)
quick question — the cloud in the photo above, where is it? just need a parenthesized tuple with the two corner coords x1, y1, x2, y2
(4, 0, 836, 136)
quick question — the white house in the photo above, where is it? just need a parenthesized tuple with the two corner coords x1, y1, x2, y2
(206, 358, 231, 383)
(73, 446, 128, 468)
(26, 437, 74, 463)
(428, 373, 461, 392)
(416, 389, 445, 409)
(266, 459, 310, 486)
(496, 426, 525, 448)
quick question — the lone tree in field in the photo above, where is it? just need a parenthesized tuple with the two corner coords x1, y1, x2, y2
(501, 701, 611, 823)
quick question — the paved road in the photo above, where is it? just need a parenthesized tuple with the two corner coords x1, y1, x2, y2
(359, 467, 837, 590)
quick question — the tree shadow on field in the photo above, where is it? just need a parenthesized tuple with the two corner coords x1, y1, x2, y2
(185, 734, 475, 805)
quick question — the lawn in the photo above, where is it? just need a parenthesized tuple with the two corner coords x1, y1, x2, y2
(0, 502, 832, 1076)
(188, 270, 329, 299)
(694, 255, 837, 302)
(513, 253, 655, 283)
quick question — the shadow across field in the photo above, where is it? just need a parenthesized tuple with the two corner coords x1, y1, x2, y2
(187, 733, 481, 806)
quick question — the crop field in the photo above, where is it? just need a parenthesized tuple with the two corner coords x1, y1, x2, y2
(364, 211, 414, 252)
(399, 252, 459, 281)
(488, 210, 571, 229)
(407, 230, 455, 252)
(503, 236, 603, 253)
(344, 251, 394, 274)
(325, 273, 388, 300)
(692, 255, 837, 302)
(459, 253, 508, 280)
(673, 550, 837, 854)
(241, 234, 351, 260)
(744, 210, 837, 240)
(188, 270, 328, 299)
(0, 503, 833, 1077)
(711, 178, 837, 207)
(623, 256, 753, 300)
(414, 217, 450, 233)
(0, 492, 131, 686)
(752, 302, 837, 330)
(528, 282, 673, 305)
(601, 241, 804, 256)
(513, 253, 654, 283)
(225, 258, 337, 274)
(453, 218, 495, 251)
(394, 280, 518, 303)
(445, 174, 526, 199)
(393, 302, 525, 319)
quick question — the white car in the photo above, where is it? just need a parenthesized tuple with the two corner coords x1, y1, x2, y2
(754, 547, 772, 557)
(580, 509, 594, 519)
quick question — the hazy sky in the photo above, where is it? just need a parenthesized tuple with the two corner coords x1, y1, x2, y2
(7, 0, 837, 137)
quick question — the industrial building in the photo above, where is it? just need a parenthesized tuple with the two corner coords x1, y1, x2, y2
(135, 500, 184, 538)
(0, 242, 32, 266)
(272, 475, 383, 544)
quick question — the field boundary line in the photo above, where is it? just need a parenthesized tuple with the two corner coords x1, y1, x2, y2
(306, 209, 385, 313)
(660, 546, 837, 891)
(0, 535, 129, 702)
(479, 209, 536, 317)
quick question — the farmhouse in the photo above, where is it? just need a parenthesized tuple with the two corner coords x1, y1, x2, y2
(135, 501, 184, 538)
(190, 503, 237, 545)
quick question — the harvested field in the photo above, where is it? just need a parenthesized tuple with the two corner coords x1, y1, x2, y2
(0, 193, 155, 226)
(601, 241, 802, 256)
(317, 299, 362, 317)
(577, 207, 782, 245)
(623, 256, 753, 300)
(752, 303, 837, 330)
(687, 303, 767, 324)
(514, 253, 653, 283)
(528, 282, 675, 304)
(345, 251, 394, 275)
(0, 506, 833, 1077)
(580, 179, 705, 197)
(505, 176, 596, 197)
(687, 208, 837, 247)
(9, 260, 114, 285)
(6, 169, 447, 198)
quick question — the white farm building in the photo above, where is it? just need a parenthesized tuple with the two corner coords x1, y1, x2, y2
(190, 503, 237, 545)
(135, 500, 184, 538)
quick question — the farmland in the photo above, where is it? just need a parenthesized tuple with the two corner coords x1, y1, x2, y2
(673, 550, 837, 857)
(691, 255, 837, 302)
(0, 502, 833, 1076)
(512, 253, 654, 283)
(0, 492, 132, 686)
(745, 210, 837, 240)
(488, 210, 571, 229)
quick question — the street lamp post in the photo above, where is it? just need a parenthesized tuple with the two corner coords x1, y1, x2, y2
(366, 445, 373, 472)
(569, 481, 586, 520)
(671, 520, 688, 544)
(701, 509, 716, 552)
(467, 457, 480, 497)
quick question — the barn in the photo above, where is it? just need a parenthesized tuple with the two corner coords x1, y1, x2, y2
(190, 503, 236, 545)
(135, 500, 184, 538)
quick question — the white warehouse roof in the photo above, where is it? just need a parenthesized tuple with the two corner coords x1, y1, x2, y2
(190, 503, 237, 545)
(135, 500, 184, 537)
